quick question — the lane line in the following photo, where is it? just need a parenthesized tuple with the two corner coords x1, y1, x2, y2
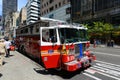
(83, 73, 102, 80)
(91, 51, 120, 57)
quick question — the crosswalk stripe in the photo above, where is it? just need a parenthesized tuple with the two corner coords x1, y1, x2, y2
(85, 68, 96, 74)
(92, 65, 120, 77)
(95, 60, 120, 67)
(96, 63, 120, 72)
(83, 60, 120, 79)
(83, 73, 102, 80)
(88, 68, 120, 80)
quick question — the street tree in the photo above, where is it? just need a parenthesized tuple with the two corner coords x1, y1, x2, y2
(84, 22, 113, 43)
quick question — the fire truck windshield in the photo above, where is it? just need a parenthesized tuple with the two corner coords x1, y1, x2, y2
(58, 28, 88, 43)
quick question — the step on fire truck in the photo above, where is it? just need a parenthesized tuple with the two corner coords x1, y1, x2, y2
(15, 17, 96, 72)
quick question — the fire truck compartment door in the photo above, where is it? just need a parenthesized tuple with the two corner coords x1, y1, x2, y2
(41, 54, 60, 69)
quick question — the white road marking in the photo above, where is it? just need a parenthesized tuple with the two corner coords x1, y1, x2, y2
(91, 51, 120, 57)
(85, 68, 96, 74)
(90, 67, 120, 80)
(83, 73, 102, 80)
(95, 60, 120, 67)
(96, 63, 120, 72)
(84, 60, 120, 79)
(92, 65, 120, 76)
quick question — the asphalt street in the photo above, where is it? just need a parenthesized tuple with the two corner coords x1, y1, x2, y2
(90, 46, 120, 65)
(0, 46, 120, 80)
(62, 46, 120, 80)
(59, 46, 120, 80)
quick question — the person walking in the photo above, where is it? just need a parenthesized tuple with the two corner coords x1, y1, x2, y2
(0, 39, 7, 66)
(4, 38, 11, 57)
(111, 40, 114, 47)
(93, 39, 96, 48)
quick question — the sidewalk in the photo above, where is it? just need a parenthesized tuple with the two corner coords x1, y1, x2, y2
(0, 51, 60, 80)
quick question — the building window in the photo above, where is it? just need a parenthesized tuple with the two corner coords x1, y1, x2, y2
(66, 7, 71, 14)
(49, 0, 54, 3)
(25, 28, 28, 33)
(49, 6, 54, 11)
(59, 2, 61, 7)
(47, 9, 48, 13)
(55, 4, 57, 8)
(44, 4, 46, 7)
(47, 2, 48, 5)
(20, 30, 23, 33)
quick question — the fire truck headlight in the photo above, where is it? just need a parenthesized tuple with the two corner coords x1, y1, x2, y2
(83, 51, 86, 56)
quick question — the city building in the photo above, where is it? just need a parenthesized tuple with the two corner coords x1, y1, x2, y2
(70, 0, 120, 44)
(2, 0, 17, 21)
(70, 0, 82, 23)
(2, 0, 17, 36)
(26, 0, 40, 25)
(0, 15, 2, 27)
(4, 12, 19, 39)
(0, 15, 3, 38)
(41, 0, 71, 22)
(71, 0, 120, 26)
(19, 7, 27, 27)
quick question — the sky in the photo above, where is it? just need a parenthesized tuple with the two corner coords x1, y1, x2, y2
(0, 0, 27, 16)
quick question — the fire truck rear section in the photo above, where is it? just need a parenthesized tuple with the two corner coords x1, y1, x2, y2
(15, 17, 96, 72)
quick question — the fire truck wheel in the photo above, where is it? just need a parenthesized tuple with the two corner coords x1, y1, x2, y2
(17, 45, 21, 52)
(55, 67, 62, 71)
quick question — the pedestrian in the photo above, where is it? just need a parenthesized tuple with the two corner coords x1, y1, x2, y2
(107, 40, 110, 47)
(0, 39, 7, 66)
(111, 40, 114, 47)
(93, 39, 96, 48)
(4, 38, 11, 57)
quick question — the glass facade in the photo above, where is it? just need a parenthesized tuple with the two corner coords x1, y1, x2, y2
(95, 0, 120, 11)
(2, 0, 17, 20)
(43, 4, 71, 22)
(70, 0, 120, 24)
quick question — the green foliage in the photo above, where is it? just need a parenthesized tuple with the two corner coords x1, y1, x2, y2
(84, 21, 114, 40)
(84, 21, 113, 33)
(103, 23, 113, 31)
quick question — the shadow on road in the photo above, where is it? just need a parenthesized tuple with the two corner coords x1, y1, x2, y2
(33, 67, 88, 79)
(0, 73, 3, 78)
(18, 50, 90, 79)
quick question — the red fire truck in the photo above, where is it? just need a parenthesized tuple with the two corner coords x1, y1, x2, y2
(15, 17, 96, 71)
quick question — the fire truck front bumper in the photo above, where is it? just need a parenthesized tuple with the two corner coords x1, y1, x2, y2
(63, 55, 96, 72)
(64, 60, 82, 72)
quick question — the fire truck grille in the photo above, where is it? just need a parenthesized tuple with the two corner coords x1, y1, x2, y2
(74, 43, 86, 57)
